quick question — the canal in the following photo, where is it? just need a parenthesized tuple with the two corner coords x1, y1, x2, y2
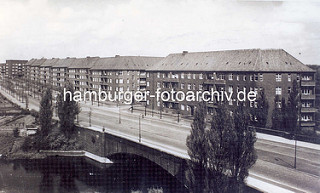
(0, 155, 186, 193)
(0, 155, 261, 193)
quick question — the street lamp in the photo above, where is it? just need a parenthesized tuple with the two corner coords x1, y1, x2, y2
(138, 114, 143, 142)
(119, 103, 121, 124)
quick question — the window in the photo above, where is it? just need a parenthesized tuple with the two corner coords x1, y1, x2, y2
(199, 73, 203, 79)
(288, 74, 291, 82)
(229, 73, 233, 80)
(193, 74, 196, 79)
(250, 75, 253, 81)
(254, 74, 258, 81)
(181, 104, 185, 111)
(302, 115, 312, 121)
(302, 89, 311, 95)
(157, 82, 160, 88)
(147, 72, 149, 78)
(276, 74, 282, 82)
(147, 82, 149, 87)
(193, 84, 196, 90)
(259, 74, 263, 81)
(119, 79, 123, 84)
(276, 87, 282, 95)
(157, 72, 160, 78)
(243, 75, 247, 81)
(187, 84, 191, 90)
(199, 84, 203, 90)
(236, 75, 239, 81)
(219, 74, 225, 80)
(157, 101, 160, 107)
(288, 87, 291, 93)
(181, 73, 184, 79)
(187, 73, 191, 79)
(181, 83, 185, 89)
(228, 86, 233, 93)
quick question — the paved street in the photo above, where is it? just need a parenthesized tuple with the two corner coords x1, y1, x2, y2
(1, 88, 320, 193)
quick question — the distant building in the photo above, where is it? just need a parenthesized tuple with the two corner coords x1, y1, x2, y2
(4, 60, 28, 78)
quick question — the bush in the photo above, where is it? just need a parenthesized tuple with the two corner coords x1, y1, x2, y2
(13, 128, 19, 137)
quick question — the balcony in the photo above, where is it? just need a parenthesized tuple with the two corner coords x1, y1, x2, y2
(140, 81, 146, 86)
(301, 107, 317, 113)
(300, 122, 316, 127)
(301, 81, 316, 87)
(301, 94, 316, 100)
(204, 79, 226, 85)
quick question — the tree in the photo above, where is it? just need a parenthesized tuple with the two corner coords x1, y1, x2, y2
(57, 82, 80, 137)
(281, 97, 287, 130)
(286, 80, 300, 134)
(272, 95, 283, 131)
(186, 102, 207, 193)
(39, 88, 53, 137)
(254, 90, 269, 127)
(228, 104, 257, 192)
(206, 105, 234, 193)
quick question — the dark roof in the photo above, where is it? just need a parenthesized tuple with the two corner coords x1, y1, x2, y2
(69, 57, 100, 69)
(147, 49, 315, 73)
(24, 59, 37, 66)
(30, 58, 47, 67)
(91, 56, 163, 70)
(51, 58, 76, 68)
(40, 58, 59, 67)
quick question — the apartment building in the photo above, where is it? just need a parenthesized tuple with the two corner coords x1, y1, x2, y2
(308, 65, 320, 131)
(39, 58, 59, 90)
(29, 58, 46, 95)
(90, 56, 163, 103)
(146, 49, 316, 132)
(50, 57, 76, 90)
(4, 60, 28, 78)
(68, 57, 100, 92)
(0, 63, 5, 83)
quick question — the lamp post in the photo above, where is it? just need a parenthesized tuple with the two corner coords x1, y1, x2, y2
(119, 103, 121, 124)
(89, 107, 92, 127)
(139, 114, 142, 142)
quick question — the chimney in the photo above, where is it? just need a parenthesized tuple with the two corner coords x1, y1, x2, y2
(115, 55, 120, 58)
(182, 51, 188, 55)
(86, 56, 90, 58)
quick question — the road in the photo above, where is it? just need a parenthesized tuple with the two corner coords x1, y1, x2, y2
(1, 88, 320, 193)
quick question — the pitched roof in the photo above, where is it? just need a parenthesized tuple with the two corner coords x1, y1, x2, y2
(40, 58, 60, 67)
(68, 57, 100, 69)
(91, 56, 163, 70)
(147, 49, 314, 73)
(24, 59, 37, 66)
(30, 58, 47, 67)
(51, 58, 76, 68)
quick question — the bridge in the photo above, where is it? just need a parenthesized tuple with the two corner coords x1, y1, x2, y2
(1, 87, 320, 193)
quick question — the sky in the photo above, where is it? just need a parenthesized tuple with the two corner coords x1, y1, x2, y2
(0, 0, 319, 64)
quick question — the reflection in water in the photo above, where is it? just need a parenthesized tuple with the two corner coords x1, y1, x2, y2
(0, 155, 187, 193)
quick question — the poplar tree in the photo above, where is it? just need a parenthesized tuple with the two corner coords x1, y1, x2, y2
(57, 82, 80, 137)
(255, 90, 269, 127)
(228, 104, 257, 192)
(286, 80, 300, 134)
(39, 88, 53, 137)
(272, 95, 282, 131)
(186, 102, 207, 193)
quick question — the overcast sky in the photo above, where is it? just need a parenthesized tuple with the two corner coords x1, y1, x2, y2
(0, 0, 319, 64)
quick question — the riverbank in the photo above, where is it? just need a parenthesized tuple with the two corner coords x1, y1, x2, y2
(0, 134, 45, 160)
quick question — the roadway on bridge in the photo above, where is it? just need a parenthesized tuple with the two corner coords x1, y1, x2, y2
(1, 89, 320, 193)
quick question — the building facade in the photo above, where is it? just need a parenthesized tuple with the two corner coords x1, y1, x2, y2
(145, 49, 316, 132)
